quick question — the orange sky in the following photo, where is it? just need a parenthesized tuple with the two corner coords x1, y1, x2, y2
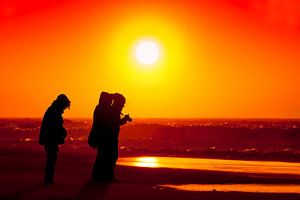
(0, 0, 299, 118)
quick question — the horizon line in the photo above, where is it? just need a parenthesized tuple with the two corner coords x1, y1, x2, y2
(0, 117, 299, 120)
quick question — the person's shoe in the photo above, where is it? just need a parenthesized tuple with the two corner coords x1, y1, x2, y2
(45, 182, 54, 185)
(44, 180, 54, 185)
(91, 177, 111, 183)
(111, 177, 120, 182)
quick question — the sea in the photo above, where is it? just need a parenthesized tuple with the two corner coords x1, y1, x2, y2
(0, 118, 300, 162)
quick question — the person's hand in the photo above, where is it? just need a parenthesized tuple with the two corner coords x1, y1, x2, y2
(125, 114, 132, 122)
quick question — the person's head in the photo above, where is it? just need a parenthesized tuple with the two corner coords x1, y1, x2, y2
(112, 93, 126, 112)
(99, 91, 113, 108)
(55, 94, 71, 110)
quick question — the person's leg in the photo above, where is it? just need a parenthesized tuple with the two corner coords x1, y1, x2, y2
(44, 145, 58, 184)
(110, 160, 117, 181)
(92, 148, 102, 181)
(95, 143, 114, 182)
(110, 141, 119, 180)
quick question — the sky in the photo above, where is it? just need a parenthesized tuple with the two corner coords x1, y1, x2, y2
(0, 0, 299, 118)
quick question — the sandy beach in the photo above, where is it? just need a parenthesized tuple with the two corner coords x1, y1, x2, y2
(1, 0, 300, 198)
(1, 142, 300, 200)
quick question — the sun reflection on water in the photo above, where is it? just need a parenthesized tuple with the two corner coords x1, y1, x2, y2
(132, 157, 159, 168)
(159, 184, 300, 194)
(117, 156, 300, 194)
(118, 156, 300, 175)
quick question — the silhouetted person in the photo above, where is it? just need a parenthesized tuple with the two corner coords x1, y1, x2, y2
(89, 92, 113, 181)
(39, 94, 70, 184)
(89, 92, 132, 181)
(109, 93, 132, 180)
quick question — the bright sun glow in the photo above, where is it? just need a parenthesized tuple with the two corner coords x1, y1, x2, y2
(135, 40, 160, 65)
(133, 157, 159, 168)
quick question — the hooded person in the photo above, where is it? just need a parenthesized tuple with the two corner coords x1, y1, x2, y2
(88, 92, 112, 148)
(39, 94, 70, 184)
(90, 92, 132, 181)
(90, 91, 114, 181)
(108, 93, 132, 180)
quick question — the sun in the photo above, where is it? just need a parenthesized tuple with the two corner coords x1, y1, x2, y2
(135, 40, 160, 65)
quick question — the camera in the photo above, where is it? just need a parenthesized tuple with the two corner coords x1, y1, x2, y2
(125, 114, 132, 122)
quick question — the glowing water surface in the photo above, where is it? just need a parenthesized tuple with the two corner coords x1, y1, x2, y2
(118, 156, 300, 175)
(159, 184, 300, 194)
(118, 156, 300, 193)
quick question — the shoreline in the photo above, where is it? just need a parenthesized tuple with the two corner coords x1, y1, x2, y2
(1, 144, 300, 199)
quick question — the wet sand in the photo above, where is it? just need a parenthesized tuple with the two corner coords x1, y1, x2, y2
(1, 143, 300, 199)
(118, 156, 300, 175)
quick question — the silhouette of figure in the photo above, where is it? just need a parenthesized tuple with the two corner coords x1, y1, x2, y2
(109, 93, 132, 180)
(90, 92, 113, 181)
(89, 92, 132, 182)
(39, 94, 70, 184)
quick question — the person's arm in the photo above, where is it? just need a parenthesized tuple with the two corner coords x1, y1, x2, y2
(120, 115, 132, 126)
(55, 114, 67, 144)
(119, 117, 128, 126)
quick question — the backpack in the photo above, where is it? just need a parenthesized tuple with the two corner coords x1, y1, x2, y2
(88, 126, 97, 148)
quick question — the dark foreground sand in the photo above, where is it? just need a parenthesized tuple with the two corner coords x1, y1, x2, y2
(1, 143, 300, 200)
